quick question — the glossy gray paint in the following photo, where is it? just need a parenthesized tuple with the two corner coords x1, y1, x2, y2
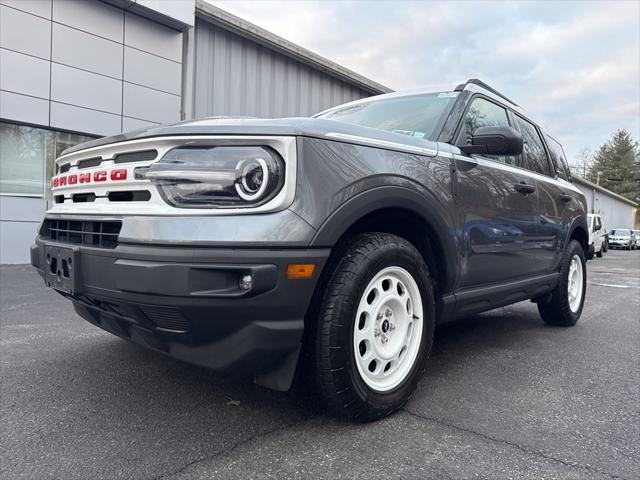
(33, 82, 589, 390)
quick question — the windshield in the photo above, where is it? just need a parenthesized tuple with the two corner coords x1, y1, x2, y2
(316, 92, 459, 140)
(611, 229, 630, 236)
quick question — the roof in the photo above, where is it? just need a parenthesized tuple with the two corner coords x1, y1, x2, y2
(195, 0, 392, 95)
(573, 176, 639, 208)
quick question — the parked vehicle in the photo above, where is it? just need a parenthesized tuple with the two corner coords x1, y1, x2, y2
(31, 79, 589, 421)
(609, 229, 636, 250)
(587, 213, 606, 258)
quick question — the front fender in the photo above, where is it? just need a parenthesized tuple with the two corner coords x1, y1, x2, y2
(309, 185, 459, 292)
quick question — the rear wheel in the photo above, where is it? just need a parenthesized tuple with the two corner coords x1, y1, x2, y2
(596, 245, 603, 258)
(538, 239, 586, 326)
(310, 232, 434, 421)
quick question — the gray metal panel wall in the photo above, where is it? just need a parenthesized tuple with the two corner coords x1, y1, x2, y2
(192, 18, 371, 119)
(574, 182, 637, 230)
(0, 0, 184, 136)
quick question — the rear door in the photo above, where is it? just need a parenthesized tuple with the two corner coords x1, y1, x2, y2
(452, 96, 541, 288)
(513, 119, 575, 272)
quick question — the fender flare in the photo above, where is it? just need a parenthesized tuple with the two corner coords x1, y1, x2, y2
(309, 185, 458, 292)
(566, 215, 589, 254)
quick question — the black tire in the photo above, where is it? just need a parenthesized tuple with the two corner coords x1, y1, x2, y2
(587, 244, 594, 260)
(309, 232, 435, 422)
(596, 246, 603, 258)
(603, 239, 608, 253)
(538, 239, 586, 326)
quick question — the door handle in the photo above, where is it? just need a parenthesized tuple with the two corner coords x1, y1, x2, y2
(559, 193, 572, 203)
(514, 182, 536, 195)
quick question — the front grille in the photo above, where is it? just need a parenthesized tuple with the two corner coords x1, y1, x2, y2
(139, 305, 190, 333)
(41, 218, 122, 248)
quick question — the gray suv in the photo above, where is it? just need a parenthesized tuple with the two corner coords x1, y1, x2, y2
(31, 79, 588, 421)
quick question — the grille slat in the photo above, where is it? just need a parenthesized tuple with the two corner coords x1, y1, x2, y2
(139, 305, 189, 332)
(114, 150, 158, 164)
(41, 219, 122, 248)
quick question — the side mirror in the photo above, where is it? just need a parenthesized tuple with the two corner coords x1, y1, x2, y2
(459, 126, 523, 156)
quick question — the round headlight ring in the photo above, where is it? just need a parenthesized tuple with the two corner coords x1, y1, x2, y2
(235, 158, 270, 201)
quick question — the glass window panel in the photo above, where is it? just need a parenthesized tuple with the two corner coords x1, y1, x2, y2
(515, 116, 551, 176)
(0, 121, 96, 197)
(0, 122, 46, 196)
(544, 134, 570, 180)
(458, 97, 518, 167)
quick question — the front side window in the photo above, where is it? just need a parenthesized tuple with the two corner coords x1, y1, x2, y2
(544, 134, 570, 180)
(0, 122, 94, 198)
(515, 116, 551, 176)
(316, 92, 459, 140)
(458, 97, 518, 166)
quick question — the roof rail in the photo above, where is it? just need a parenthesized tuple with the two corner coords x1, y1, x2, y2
(454, 78, 519, 107)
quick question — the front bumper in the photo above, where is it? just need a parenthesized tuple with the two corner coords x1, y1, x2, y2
(609, 240, 630, 247)
(31, 238, 329, 390)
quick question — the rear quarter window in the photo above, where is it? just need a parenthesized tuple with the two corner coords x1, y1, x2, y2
(544, 134, 571, 181)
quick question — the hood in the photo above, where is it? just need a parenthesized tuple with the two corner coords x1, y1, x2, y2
(62, 117, 441, 157)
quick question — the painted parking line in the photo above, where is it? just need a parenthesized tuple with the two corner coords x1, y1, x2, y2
(587, 281, 637, 289)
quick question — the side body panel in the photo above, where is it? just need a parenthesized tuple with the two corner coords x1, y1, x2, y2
(451, 154, 541, 288)
(293, 137, 460, 294)
(535, 176, 586, 269)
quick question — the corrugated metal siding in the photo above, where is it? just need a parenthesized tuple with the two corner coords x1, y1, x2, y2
(193, 18, 371, 118)
(574, 182, 637, 229)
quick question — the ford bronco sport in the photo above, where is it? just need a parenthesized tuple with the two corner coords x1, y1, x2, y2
(31, 79, 588, 421)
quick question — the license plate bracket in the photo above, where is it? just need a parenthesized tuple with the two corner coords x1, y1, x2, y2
(44, 244, 81, 295)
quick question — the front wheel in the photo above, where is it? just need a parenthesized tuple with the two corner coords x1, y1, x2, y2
(538, 239, 586, 326)
(311, 232, 434, 421)
(596, 245, 603, 258)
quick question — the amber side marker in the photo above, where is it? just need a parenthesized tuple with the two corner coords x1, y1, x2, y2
(287, 263, 316, 279)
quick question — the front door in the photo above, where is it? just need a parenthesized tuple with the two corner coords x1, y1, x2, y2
(452, 96, 541, 288)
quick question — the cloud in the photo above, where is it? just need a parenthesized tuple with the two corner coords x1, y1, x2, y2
(209, 0, 639, 161)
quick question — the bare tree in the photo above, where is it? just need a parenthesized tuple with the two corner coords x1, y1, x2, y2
(569, 148, 595, 178)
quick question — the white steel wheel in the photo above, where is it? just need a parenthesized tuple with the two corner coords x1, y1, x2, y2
(353, 266, 423, 392)
(567, 254, 584, 313)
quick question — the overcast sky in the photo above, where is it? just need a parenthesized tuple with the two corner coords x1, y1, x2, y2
(211, 0, 639, 162)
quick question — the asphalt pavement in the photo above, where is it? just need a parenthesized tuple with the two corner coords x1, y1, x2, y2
(1, 250, 639, 480)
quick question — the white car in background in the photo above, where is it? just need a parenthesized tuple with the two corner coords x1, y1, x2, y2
(609, 228, 637, 251)
(587, 214, 606, 258)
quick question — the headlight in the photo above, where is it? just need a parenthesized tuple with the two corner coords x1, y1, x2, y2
(137, 146, 284, 208)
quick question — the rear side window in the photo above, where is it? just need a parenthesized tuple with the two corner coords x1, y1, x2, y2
(544, 134, 571, 180)
(458, 97, 518, 166)
(515, 116, 551, 176)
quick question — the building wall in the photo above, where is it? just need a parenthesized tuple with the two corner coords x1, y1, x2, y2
(0, 0, 184, 133)
(0, 2, 381, 263)
(575, 181, 637, 231)
(0, 0, 185, 263)
(191, 18, 371, 119)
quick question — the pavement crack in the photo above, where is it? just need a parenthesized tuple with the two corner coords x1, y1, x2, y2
(402, 408, 628, 480)
(146, 416, 309, 480)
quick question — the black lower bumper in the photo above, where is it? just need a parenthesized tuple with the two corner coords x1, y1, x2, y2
(31, 239, 330, 390)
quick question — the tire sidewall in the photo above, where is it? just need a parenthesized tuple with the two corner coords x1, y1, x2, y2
(561, 240, 587, 321)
